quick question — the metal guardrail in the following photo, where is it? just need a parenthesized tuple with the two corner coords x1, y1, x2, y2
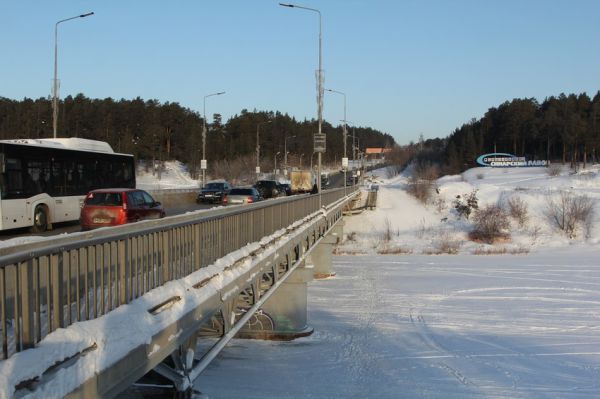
(0, 188, 357, 360)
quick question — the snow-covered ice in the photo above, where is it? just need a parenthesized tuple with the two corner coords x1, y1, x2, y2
(197, 164, 600, 398)
(198, 251, 600, 398)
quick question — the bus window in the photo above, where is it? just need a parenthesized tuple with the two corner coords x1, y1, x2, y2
(25, 160, 50, 196)
(5, 158, 23, 198)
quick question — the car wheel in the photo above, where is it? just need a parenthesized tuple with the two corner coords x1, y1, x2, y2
(30, 205, 48, 233)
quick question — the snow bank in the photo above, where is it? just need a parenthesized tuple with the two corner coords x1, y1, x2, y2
(136, 160, 200, 190)
(339, 164, 600, 255)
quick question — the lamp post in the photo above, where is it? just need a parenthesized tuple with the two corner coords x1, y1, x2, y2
(300, 153, 304, 168)
(326, 88, 347, 193)
(284, 135, 297, 176)
(349, 131, 360, 186)
(52, 12, 94, 138)
(279, 3, 324, 199)
(274, 151, 281, 176)
(202, 91, 225, 188)
(256, 120, 272, 180)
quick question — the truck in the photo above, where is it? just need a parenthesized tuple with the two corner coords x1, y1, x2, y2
(290, 170, 313, 194)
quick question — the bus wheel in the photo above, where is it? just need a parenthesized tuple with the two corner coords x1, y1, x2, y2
(31, 205, 48, 233)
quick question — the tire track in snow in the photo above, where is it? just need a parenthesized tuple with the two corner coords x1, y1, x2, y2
(335, 266, 385, 392)
(409, 306, 476, 388)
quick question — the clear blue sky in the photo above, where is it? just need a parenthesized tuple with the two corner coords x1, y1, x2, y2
(2, 0, 600, 145)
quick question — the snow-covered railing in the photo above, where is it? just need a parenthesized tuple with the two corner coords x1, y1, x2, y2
(0, 187, 358, 360)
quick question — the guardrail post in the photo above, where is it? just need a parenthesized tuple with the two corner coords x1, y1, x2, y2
(20, 260, 35, 349)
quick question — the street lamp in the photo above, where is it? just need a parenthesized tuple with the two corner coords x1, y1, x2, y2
(284, 135, 297, 176)
(310, 152, 317, 172)
(202, 91, 225, 188)
(280, 3, 324, 198)
(52, 12, 94, 138)
(300, 153, 305, 168)
(256, 120, 272, 180)
(274, 151, 281, 175)
(326, 88, 347, 193)
(349, 130, 360, 186)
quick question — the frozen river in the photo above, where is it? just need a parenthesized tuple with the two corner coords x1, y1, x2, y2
(197, 250, 600, 398)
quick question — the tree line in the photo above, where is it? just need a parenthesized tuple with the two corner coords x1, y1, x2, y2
(0, 94, 395, 178)
(439, 92, 600, 174)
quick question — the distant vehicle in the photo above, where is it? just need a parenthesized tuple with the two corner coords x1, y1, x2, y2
(278, 182, 292, 196)
(254, 180, 281, 199)
(226, 187, 262, 205)
(347, 171, 359, 186)
(0, 138, 135, 232)
(80, 188, 165, 231)
(197, 181, 231, 204)
(289, 170, 313, 194)
(321, 172, 330, 187)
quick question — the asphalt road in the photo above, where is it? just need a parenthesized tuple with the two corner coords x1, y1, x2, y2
(0, 170, 354, 242)
(0, 199, 215, 241)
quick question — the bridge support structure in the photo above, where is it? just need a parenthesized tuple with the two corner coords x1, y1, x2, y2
(239, 259, 315, 340)
(310, 219, 343, 279)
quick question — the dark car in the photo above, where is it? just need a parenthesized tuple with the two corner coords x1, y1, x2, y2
(197, 181, 232, 204)
(278, 183, 292, 196)
(80, 188, 165, 230)
(226, 187, 262, 205)
(254, 180, 280, 199)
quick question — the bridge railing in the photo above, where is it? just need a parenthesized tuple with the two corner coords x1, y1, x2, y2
(0, 188, 357, 360)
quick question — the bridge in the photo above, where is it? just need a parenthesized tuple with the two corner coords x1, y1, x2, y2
(0, 187, 359, 398)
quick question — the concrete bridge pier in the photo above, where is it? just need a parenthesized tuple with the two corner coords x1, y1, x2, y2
(239, 259, 315, 340)
(310, 220, 344, 279)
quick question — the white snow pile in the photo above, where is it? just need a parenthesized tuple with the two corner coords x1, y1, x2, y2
(337, 164, 600, 256)
(136, 160, 200, 190)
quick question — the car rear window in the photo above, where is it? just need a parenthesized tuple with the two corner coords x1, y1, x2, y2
(205, 183, 223, 189)
(85, 192, 123, 206)
(257, 181, 275, 187)
(230, 188, 252, 195)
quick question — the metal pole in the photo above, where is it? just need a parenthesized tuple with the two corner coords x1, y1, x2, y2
(202, 99, 206, 188)
(317, 9, 323, 199)
(326, 89, 347, 194)
(52, 12, 94, 138)
(256, 123, 260, 180)
(353, 128, 356, 187)
(279, 3, 323, 204)
(256, 120, 272, 180)
(201, 91, 225, 188)
(284, 137, 288, 173)
(284, 135, 296, 177)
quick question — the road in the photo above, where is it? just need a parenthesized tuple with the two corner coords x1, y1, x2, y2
(0, 198, 214, 241)
(0, 172, 353, 242)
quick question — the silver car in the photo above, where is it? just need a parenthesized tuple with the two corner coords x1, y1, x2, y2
(226, 187, 262, 205)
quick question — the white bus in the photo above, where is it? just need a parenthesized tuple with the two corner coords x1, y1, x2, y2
(0, 138, 135, 232)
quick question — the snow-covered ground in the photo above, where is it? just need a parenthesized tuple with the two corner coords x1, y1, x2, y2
(337, 165, 600, 255)
(136, 160, 200, 190)
(4, 162, 600, 398)
(198, 251, 600, 398)
(197, 164, 600, 398)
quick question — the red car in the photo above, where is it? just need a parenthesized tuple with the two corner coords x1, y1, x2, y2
(80, 188, 165, 230)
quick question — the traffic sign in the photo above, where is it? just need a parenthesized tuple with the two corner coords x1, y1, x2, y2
(314, 133, 326, 153)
